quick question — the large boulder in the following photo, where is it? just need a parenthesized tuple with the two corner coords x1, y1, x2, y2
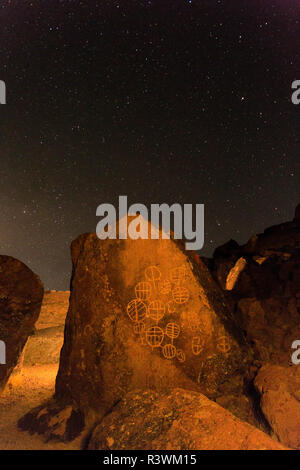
(254, 364, 300, 449)
(20, 226, 251, 441)
(0, 256, 43, 390)
(88, 388, 286, 450)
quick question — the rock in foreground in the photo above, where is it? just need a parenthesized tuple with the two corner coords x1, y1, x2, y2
(0, 256, 43, 390)
(88, 388, 286, 450)
(255, 364, 300, 449)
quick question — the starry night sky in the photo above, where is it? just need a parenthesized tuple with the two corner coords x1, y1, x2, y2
(0, 0, 299, 289)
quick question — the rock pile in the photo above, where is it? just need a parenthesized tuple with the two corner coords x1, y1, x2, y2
(19, 205, 300, 449)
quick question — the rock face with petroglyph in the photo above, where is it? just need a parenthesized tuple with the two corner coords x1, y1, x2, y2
(0, 256, 44, 390)
(20, 223, 251, 441)
(22, 224, 249, 438)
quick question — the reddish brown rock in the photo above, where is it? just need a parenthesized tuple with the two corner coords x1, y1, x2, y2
(215, 393, 258, 427)
(88, 388, 287, 450)
(0, 256, 43, 390)
(20, 225, 251, 441)
(59, 231, 251, 407)
(254, 364, 300, 449)
(238, 296, 300, 364)
(208, 204, 300, 365)
(225, 257, 247, 291)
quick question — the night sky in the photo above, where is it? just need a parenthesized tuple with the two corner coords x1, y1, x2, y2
(0, 0, 299, 289)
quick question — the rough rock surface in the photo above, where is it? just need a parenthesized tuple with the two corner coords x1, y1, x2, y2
(254, 364, 300, 449)
(88, 388, 286, 450)
(23, 291, 69, 367)
(20, 225, 251, 441)
(209, 204, 300, 365)
(0, 256, 43, 390)
(35, 291, 70, 330)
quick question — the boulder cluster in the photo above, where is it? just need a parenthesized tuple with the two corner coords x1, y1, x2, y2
(1, 205, 300, 449)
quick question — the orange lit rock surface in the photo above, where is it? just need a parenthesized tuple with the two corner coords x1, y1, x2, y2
(20, 225, 251, 441)
(254, 364, 300, 449)
(88, 388, 286, 450)
(57, 231, 250, 413)
(0, 256, 43, 391)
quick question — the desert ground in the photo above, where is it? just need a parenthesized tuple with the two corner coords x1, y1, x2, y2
(0, 291, 78, 450)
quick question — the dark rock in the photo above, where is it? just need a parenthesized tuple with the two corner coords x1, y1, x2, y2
(207, 204, 300, 365)
(213, 239, 240, 259)
(0, 256, 43, 390)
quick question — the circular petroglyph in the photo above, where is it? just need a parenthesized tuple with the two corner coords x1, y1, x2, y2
(165, 322, 180, 339)
(176, 349, 186, 362)
(172, 285, 190, 304)
(147, 300, 165, 322)
(162, 343, 177, 359)
(145, 265, 161, 282)
(145, 326, 164, 348)
(83, 324, 93, 337)
(170, 266, 188, 284)
(135, 281, 152, 300)
(127, 299, 147, 322)
(216, 335, 231, 354)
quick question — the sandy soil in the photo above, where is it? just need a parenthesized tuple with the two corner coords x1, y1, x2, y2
(0, 364, 81, 450)
(0, 291, 81, 450)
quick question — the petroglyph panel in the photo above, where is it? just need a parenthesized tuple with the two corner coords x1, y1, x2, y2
(124, 264, 231, 367)
(216, 335, 232, 354)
